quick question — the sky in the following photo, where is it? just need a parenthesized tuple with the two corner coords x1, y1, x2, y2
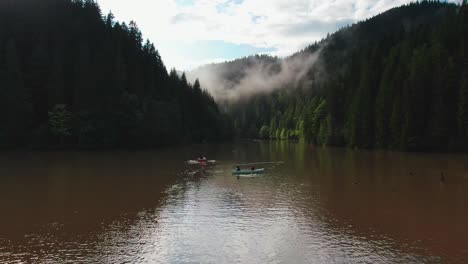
(96, 0, 462, 71)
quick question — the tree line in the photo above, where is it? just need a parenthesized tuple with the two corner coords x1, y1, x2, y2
(230, 1, 468, 151)
(0, 0, 232, 149)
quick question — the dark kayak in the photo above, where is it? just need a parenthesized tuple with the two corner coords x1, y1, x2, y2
(232, 168, 265, 175)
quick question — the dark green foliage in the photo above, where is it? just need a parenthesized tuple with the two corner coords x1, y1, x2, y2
(0, 39, 33, 146)
(457, 73, 468, 142)
(48, 104, 72, 145)
(258, 125, 269, 139)
(0, 0, 230, 148)
(228, 1, 468, 151)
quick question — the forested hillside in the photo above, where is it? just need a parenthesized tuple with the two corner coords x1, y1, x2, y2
(188, 55, 282, 101)
(0, 0, 231, 149)
(224, 1, 468, 151)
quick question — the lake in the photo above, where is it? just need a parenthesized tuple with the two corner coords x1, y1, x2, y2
(1, 141, 467, 263)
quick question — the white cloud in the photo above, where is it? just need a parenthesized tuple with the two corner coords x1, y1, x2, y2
(95, 0, 462, 70)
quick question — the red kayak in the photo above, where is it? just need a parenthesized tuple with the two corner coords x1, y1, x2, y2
(197, 158, 207, 165)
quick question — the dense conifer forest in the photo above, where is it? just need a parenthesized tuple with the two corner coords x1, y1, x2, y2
(2, 0, 468, 152)
(0, 0, 231, 149)
(222, 1, 468, 151)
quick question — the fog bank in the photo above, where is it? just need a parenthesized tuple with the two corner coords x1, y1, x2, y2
(187, 48, 323, 102)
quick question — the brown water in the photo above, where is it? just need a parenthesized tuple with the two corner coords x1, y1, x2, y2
(0, 141, 467, 263)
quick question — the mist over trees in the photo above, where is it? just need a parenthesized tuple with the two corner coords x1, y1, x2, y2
(2, 0, 467, 152)
(221, 1, 468, 151)
(0, 0, 231, 148)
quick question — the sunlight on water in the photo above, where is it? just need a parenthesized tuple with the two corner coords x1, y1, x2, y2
(1, 141, 467, 263)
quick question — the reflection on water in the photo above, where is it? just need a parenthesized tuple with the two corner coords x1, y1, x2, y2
(1, 141, 467, 263)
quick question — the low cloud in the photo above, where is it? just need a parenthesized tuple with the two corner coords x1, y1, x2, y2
(97, 0, 438, 70)
(276, 18, 354, 37)
(170, 13, 207, 24)
(188, 47, 323, 102)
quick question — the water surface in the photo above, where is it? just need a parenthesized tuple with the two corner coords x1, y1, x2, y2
(0, 141, 467, 263)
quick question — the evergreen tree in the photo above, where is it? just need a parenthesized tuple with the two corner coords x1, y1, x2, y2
(0, 0, 230, 149)
(0, 39, 33, 147)
(224, 1, 467, 151)
(458, 74, 468, 142)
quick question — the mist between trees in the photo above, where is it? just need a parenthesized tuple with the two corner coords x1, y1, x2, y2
(191, 1, 468, 152)
(1, 0, 467, 152)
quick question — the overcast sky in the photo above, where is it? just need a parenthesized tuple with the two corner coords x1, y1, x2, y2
(96, 0, 462, 71)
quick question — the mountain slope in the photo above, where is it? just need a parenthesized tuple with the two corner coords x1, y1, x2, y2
(191, 1, 468, 151)
(0, 0, 231, 148)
